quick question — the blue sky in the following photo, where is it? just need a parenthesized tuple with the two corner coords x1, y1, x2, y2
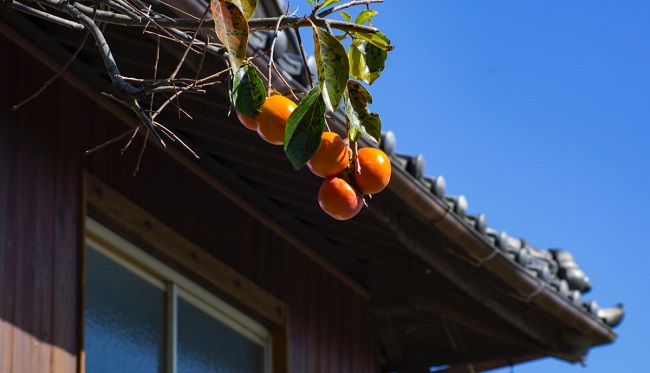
(366, 1, 650, 372)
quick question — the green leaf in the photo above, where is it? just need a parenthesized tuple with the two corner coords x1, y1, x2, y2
(348, 41, 365, 81)
(340, 11, 351, 23)
(232, 65, 266, 118)
(348, 39, 386, 84)
(307, 0, 313, 6)
(345, 80, 381, 143)
(321, 0, 341, 9)
(313, 27, 349, 112)
(355, 31, 393, 51)
(355, 9, 378, 25)
(284, 86, 327, 170)
(210, 0, 249, 73)
(230, 0, 256, 20)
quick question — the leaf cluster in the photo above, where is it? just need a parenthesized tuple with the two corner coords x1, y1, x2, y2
(227, 0, 392, 169)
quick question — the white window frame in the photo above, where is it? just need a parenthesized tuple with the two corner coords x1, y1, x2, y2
(85, 217, 272, 373)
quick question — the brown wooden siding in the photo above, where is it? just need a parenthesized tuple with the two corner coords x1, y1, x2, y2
(1, 25, 376, 373)
(84, 119, 378, 373)
(0, 33, 82, 373)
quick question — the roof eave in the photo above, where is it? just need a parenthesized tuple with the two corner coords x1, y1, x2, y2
(379, 162, 617, 349)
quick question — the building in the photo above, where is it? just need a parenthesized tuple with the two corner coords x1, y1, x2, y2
(0, 1, 623, 372)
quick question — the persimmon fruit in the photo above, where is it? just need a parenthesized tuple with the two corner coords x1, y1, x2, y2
(318, 177, 363, 220)
(236, 111, 258, 131)
(307, 132, 350, 178)
(255, 95, 297, 145)
(354, 147, 391, 195)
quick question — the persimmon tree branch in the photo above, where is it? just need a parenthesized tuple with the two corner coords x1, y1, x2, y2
(316, 0, 382, 18)
(5, 0, 388, 160)
(56, 1, 380, 34)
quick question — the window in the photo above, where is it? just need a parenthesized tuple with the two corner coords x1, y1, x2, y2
(84, 218, 271, 373)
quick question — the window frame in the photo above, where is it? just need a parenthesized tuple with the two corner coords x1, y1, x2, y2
(85, 219, 272, 373)
(82, 172, 288, 373)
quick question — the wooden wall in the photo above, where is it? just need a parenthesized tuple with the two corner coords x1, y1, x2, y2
(0, 35, 82, 372)
(0, 26, 376, 373)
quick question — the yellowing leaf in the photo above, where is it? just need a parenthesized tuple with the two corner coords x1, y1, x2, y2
(210, 0, 249, 73)
(231, 0, 257, 20)
(313, 27, 349, 112)
(356, 31, 393, 51)
(321, 0, 342, 9)
(345, 80, 381, 143)
(348, 39, 386, 84)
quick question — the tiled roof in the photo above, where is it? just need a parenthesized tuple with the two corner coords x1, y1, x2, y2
(379, 129, 624, 328)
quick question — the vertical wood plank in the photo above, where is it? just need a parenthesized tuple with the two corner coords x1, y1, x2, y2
(0, 69, 17, 372)
(51, 82, 82, 372)
(0, 31, 82, 373)
(10, 88, 35, 373)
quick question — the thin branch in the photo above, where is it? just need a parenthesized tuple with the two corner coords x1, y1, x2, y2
(133, 131, 148, 176)
(121, 126, 141, 154)
(100, 0, 142, 21)
(65, 3, 143, 96)
(100, 92, 131, 108)
(254, 17, 379, 34)
(147, 85, 206, 94)
(293, 28, 313, 88)
(168, 4, 210, 80)
(150, 91, 185, 121)
(157, 124, 200, 159)
(69, 2, 379, 34)
(131, 98, 166, 148)
(195, 66, 231, 85)
(317, 0, 383, 18)
(148, 35, 160, 130)
(272, 63, 298, 101)
(85, 127, 138, 154)
(13, 24, 90, 110)
(267, 14, 286, 96)
(166, 28, 226, 57)
(10, 1, 85, 30)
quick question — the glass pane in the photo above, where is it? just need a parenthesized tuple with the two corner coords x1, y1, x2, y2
(177, 296, 265, 373)
(85, 246, 166, 373)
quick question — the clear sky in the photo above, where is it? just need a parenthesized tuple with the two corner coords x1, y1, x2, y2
(366, 1, 650, 372)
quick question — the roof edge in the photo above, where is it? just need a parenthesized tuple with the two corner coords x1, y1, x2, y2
(383, 163, 617, 347)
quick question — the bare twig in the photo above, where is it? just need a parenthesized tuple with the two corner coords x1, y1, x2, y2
(131, 98, 166, 148)
(149, 35, 160, 119)
(133, 131, 148, 176)
(267, 14, 286, 96)
(70, 2, 379, 34)
(166, 28, 226, 57)
(85, 127, 139, 154)
(10, 1, 84, 30)
(316, 0, 383, 18)
(65, 4, 143, 95)
(169, 4, 210, 80)
(101, 0, 142, 21)
(12, 29, 91, 110)
(121, 127, 141, 155)
(272, 63, 299, 101)
(293, 28, 314, 88)
(153, 120, 200, 159)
